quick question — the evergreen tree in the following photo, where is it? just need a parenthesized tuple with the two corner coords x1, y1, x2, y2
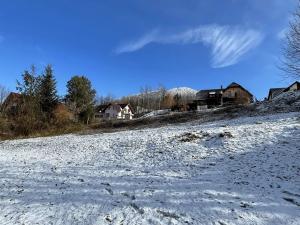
(66, 76, 96, 124)
(39, 65, 58, 117)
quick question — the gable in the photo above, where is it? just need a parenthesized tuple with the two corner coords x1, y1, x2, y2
(268, 88, 285, 100)
(2, 92, 22, 108)
(284, 81, 300, 92)
(224, 83, 253, 97)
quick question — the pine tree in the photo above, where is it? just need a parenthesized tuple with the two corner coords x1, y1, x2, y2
(66, 76, 96, 124)
(39, 65, 58, 117)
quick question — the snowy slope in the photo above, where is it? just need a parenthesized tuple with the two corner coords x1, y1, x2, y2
(0, 112, 300, 225)
(167, 87, 198, 97)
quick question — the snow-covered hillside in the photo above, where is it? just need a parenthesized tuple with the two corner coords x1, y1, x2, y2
(0, 112, 299, 225)
(167, 87, 198, 97)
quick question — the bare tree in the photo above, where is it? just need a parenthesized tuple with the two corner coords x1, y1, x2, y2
(281, 2, 300, 79)
(0, 84, 9, 105)
(96, 94, 115, 105)
(157, 85, 167, 110)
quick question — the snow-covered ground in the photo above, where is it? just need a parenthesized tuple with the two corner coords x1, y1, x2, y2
(0, 112, 299, 225)
(140, 109, 171, 119)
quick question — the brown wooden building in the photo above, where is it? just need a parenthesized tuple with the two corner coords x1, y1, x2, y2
(195, 82, 253, 109)
(268, 81, 300, 100)
(1, 92, 23, 116)
(222, 82, 253, 105)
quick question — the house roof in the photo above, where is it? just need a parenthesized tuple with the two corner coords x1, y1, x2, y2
(268, 81, 300, 100)
(196, 82, 253, 100)
(284, 81, 300, 92)
(95, 104, 110, 112)
(268, 88, 285, 100)
(226, 82, 240, 88)
(7, 92, 22, 99)
(119, 103, 134, 113)
(196, 89, 222, 100)
(224, 82, 253, 97)
(1, 92, 23, 111)
(3, 92, 22, 104)
(119, 104, 129, 109)
(95, 103, 134, 113)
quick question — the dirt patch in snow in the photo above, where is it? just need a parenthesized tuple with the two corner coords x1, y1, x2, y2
(176, 131, 233, 143)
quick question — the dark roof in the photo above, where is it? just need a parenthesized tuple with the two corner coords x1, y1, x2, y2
(226, 82, 240, 88)
(268, 88, 285, 100)
(95, 103, 134, 113)
(7, 92, 22, 99)
(119, 103, 134, 113)
(268, 81, 300, 100)
(224, 82, 253, 97)
(2, 92, 23, 111)
(284, 81, 300, 92)
(3, 92, 22, 104)
(196, 89, 222, 100)
(95, 104, 110, 112)
(119, 104, 129, 109)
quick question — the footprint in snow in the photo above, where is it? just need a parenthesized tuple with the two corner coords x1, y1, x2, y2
(130, 203, 144, 215)
(105, 188, 114, 195)
(122, 192, 136, 200)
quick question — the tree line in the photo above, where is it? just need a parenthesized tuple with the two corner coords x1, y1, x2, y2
(0, 65, 96, 136)
(120, 85, 195, 114)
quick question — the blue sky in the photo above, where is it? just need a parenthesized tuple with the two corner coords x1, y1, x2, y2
(0, 0, 297, 99)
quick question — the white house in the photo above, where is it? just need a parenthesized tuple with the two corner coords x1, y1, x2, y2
(95, 103, 134, 120)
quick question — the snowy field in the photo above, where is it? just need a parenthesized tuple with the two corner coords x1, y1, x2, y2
(0, 112, 299, 225)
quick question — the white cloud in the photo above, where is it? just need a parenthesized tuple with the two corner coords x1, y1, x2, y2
(115, 30, 159, 54)
(114, 25, 264, 68)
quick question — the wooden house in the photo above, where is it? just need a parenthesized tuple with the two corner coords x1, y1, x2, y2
(195, 89, 223, 109)
(284, 81, 300, 92)
(195, 82, 253, 110)
(1, 92, 23, 116)
(267, 88, 285, 101)
(268, 81, 300, 100)
(222, 82, 253, 105)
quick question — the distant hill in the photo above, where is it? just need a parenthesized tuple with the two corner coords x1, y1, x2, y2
(125, 87, 198, 99)
(167, 87, 198, 97)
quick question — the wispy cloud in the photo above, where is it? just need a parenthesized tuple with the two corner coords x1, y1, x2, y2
(114, 25, 264, 68)
(277, 27, 288, 40)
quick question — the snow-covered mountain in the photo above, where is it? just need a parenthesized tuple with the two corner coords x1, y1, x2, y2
(126, 87, 198, 99)
(167, 87, 198, 97)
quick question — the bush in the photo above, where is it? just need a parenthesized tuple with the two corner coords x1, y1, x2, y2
(53, 104, 74, 126)
(11, 114, 47, 136)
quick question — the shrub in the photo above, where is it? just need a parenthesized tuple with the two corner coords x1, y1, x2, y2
(53, 104, 74, 126)
(11, 114, 47, 136)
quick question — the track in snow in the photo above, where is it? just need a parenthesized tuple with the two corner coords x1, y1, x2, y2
(0, 112, 299, 225)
